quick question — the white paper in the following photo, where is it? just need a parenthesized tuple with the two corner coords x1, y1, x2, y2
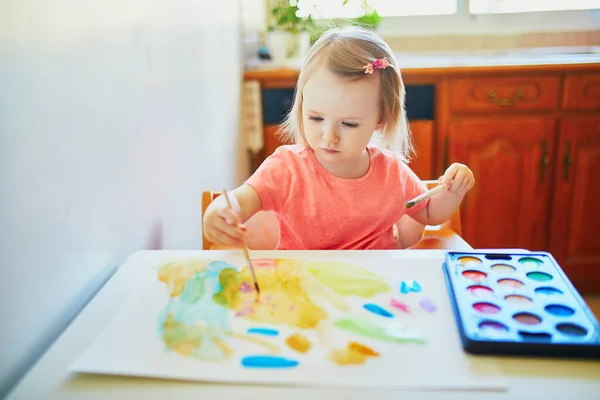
(71, 252, 505, 391)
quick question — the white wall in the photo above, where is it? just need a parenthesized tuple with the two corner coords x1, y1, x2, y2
(0, 0, 245, 396)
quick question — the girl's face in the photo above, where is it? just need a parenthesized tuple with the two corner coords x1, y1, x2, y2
(301, 65, 384, 176)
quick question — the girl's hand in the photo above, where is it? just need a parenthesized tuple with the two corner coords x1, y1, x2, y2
(440, 163, 475, 196)
(203, 205, 246, 248)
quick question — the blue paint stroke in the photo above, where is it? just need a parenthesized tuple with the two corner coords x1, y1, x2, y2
(247, 327, 279, 336)
(412, 281, 422, 292)
(400, 281, 409, 294)
(241, 355, 299, 368)
(400, 281, 422, 294)
(420, 297, 436, 312)
(363, 303, 394, 318)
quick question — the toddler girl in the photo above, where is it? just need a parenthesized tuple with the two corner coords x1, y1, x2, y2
(204, 26, 474, 250)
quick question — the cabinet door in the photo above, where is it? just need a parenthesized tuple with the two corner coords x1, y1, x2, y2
(550, 117, 600, 293)
(408, 120, 435, 180)
(448, 117, 555, 250)
(250, 124, 289, 173)
(264, 124, 285, 158)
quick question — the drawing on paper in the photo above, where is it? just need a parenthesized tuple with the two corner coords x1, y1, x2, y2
(70, 253, 506, 391)
(155, 257, 430, 367)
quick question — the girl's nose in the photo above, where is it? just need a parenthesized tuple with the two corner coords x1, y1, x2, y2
(322, 125, 340, 144)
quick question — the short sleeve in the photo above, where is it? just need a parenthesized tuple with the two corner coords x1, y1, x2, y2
(244, 146, 292, 212)
(399, 162, 429, 216)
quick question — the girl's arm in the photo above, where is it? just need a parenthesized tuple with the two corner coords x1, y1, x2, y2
(411, 163, 475, 226)
(413, 191, 465, 226)
(218, 184, 263, 224)
(203, 184, 262, 247)
(394, 214, 425, 249)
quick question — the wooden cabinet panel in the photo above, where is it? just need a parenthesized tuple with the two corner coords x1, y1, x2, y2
(448, 117, 555, 250)
(562, 73, 600, 110)
(550, 117, 600, 292)
(250, 125, 289, 173)
(408, 120, 435, 179)
(449, 76, 561, 112)
(264, 124, 286, 158)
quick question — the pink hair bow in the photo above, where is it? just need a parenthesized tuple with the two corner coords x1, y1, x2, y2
(363, 57, 390, 74)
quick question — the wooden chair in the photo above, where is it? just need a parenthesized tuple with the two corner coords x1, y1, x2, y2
(201, 180, 464, 250)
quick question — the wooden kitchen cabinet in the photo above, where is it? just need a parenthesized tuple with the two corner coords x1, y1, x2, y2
(445, 73, 560, 251)
(447, 117, 555, 250)
(549, 116, 600, 292)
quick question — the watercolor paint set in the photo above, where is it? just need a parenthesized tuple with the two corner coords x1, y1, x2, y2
(443, 251, 600, 358)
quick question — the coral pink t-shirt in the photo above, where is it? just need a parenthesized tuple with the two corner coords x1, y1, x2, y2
(245, 145, 429, 250)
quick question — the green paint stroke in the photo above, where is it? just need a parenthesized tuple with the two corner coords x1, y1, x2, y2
(334, 315, 426, 344)
(307, 261, 390, 297)
(213, 267, 243, 308)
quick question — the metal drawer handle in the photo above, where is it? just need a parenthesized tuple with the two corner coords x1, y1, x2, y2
(488, 88, 524, 106)
(563, 139, 572, 181)
(539, 140, 550, 182)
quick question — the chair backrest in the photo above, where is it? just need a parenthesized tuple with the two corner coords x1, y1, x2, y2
(201, 190, 220, 250)
(201, 181, 461, 249)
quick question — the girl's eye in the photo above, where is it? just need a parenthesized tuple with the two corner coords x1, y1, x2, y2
(343, 122, 359, 128)
(308, 115, 323, 121)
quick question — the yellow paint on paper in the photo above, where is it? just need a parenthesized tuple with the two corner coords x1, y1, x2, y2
(329, 342, 380, 365)
(307, 261, 391, 297)
(286, 333, 312, 353)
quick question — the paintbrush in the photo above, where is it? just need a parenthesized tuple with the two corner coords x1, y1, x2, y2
(222, 189, 260, 295)
(404, 184, 445, 209)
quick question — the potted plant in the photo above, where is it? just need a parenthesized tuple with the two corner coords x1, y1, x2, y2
(352, 0, 381, 29)
(266, 0, 315, 64)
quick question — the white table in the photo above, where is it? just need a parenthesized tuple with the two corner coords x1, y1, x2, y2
(7, 250, 600, 399)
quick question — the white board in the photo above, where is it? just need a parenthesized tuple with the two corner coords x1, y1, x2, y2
(71, 251, 505, 391)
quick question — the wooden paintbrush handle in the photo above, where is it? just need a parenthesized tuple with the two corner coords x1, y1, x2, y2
(405, 184, 444, 208)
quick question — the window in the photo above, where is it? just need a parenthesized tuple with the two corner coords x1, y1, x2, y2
(296, 0, 458, 19)
(296, 0, 600, 18)
(470, 0, 600, 15)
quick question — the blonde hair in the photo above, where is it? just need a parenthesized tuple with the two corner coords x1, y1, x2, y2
(278, 25, 414, 163)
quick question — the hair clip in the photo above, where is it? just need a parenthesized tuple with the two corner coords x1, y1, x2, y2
(363, 57, 390, 74)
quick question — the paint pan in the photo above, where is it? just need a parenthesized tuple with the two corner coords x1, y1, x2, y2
(458, 256, 482, 267)
(491, 264, 516, 275)
(462, 270, 487, 281)
(467, 285, 494, 297)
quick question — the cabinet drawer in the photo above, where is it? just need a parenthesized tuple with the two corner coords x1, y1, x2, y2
(562, 73, 600, 110)
(449, 76, 561, 112)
